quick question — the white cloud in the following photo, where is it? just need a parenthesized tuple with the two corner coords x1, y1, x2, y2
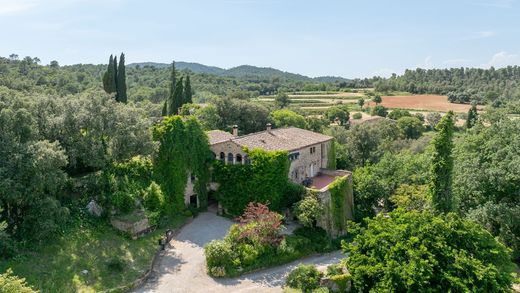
(481, 51, 520, 68)
(416, 56, 434, 69)
(463, 30, 496, 40)
(0, 1, 37, 15)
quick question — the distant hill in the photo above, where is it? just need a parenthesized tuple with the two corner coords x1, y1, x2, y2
(128, 61, 349, 82)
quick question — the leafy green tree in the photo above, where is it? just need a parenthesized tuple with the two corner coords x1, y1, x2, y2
(269, 109, 306, 128)
(430, 111, 455, 213)
(454, 114, 520, 252)
(397, 116, 424, 139)
(357, 98, 364, 109)
(465, 103, 478, 128)
(426, 112, 442, 129)
(371, 105, 388, 117)
(102, 55, 117, 94)
(305, 116, 329, 132)
(325, 106, 349, 126)
(116, 52, 127, 103)
(387, 109, 411, 120)
(344, 210, 515, 292)
(184, 74, 193, 104)
(372, 95, 382, 104)
(286, 264, 323, 292)
(389, 184, 430, 212)
(274, 92, 290, 108)
(212, 97, 270, 134)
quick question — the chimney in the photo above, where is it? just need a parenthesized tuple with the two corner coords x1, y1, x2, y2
(232, 125, 238, 137)
(266, 123, 272, 132)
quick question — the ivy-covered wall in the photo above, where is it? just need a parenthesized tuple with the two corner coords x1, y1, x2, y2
(153, 116, 213, 213)
(328, 175, 351, 232)
(213, 148, 303, 216)
(327, 140, 337, 170)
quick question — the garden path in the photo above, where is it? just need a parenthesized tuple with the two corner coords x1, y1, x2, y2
(133, 211, 343, 293)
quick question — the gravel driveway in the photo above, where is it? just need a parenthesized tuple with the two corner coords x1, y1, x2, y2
(134, 211, 343, 293)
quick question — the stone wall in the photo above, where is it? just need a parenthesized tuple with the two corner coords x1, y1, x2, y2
(313, 170, 354, 237)
(288, 140, 332, 184)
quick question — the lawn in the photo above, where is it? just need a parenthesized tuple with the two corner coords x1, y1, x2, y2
(0, 215, 187, 293)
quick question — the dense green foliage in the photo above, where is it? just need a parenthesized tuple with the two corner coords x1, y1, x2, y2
(285, 264, 323, 292)
(153, 116, 213, 212)
(328, 176, 350, 232)
(214, 148, 301, 216)
(205, 205, 337, 278)
(430, 111, 455, 213)
(397, 116, 424, 139)
(269, 109, 306, 128)
(454, 113, 520, 255)
(294, 191, 323, 228)
(0, 269, 37, 293)
(343, 209, 515, 292)
(466, 103, 478, 128)
(374, 67, 520, 105)
(324, 105, 350, 126)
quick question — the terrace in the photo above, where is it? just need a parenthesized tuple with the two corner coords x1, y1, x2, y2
(307, 169, 351, 192)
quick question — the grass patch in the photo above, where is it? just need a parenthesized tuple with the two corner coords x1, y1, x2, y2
(0, 215, 187, 292)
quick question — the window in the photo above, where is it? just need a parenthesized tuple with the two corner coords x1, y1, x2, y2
(310, 146, 316, 154)
(219, 152, 225, 162)
(236, 154, 243, 164)
(289, 152, 300, 161)
(227, 153, 234, 164)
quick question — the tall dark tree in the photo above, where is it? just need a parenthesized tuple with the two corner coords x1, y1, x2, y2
(430, 111, 455, 213)
(170, 77, 184, 115)
(165, 61, 176, 115)
(102, 55, 117, 94)
(162, 100, 168, 116)
(116, 53, 127, 103)
(184, 74, 193, 104)
(465, 103, 478, 129)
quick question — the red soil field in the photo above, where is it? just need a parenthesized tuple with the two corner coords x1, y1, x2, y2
(368, 95, 475, 112)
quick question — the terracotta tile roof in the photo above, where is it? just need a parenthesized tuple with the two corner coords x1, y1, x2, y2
(207, 130, 235, 145)
(231, 127, 333, 151)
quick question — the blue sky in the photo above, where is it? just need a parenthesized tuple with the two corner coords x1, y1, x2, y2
(1, 0, 519, 78)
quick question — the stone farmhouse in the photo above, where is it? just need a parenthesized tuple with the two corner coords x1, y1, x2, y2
(204, 124, 354, 235)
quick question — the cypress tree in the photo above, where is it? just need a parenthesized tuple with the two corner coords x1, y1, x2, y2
(113, 55, 118, 92)
(116, 52, 127, 103)
(430, 111, 455, 214)
(162, 100, 168, 116)
(184, 74, 193, 104)
(171, 77, 184, 115)
(103, 55, 117, 94)
(466, 103, 478, 129)
(166, 61, 176, 115)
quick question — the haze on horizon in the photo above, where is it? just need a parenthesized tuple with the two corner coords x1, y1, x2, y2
(1, 0, 519, 78)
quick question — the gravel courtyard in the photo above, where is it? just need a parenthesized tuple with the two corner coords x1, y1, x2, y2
(134, 211, 343, 293)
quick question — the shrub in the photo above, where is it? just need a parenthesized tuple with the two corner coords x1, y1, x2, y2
(326, 263, 344, 276)
(293, 226, 331, 251)
(236, 202, 283, 247)
(0, 269, 37, 293)
(111, 191, 135, 214)
(330, 274, 351, 292)
(294, 192, 323, 228)
(286, 264, 323, 292)
(352, 112, 362, 119)
(371, 105, 388, 117)
(143, 181, 165, 212)
(204, 240, 235, 276)
(388, 109, 411, 120)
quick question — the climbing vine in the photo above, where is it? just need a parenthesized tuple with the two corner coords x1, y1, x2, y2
(153, 116, 213, 213)
(214, 148, 301, 216)
(328, 176, 350, 231)
(327, 141, 337, 170)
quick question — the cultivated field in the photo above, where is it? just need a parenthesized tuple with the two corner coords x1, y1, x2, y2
(368, 95, 474, 113)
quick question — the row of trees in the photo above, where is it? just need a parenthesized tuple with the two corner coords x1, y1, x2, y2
(162, 62, 193, 116)
(102, 53, 127, 103)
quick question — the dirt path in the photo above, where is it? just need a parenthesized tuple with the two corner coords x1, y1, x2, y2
(133, 212, 343, 293)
